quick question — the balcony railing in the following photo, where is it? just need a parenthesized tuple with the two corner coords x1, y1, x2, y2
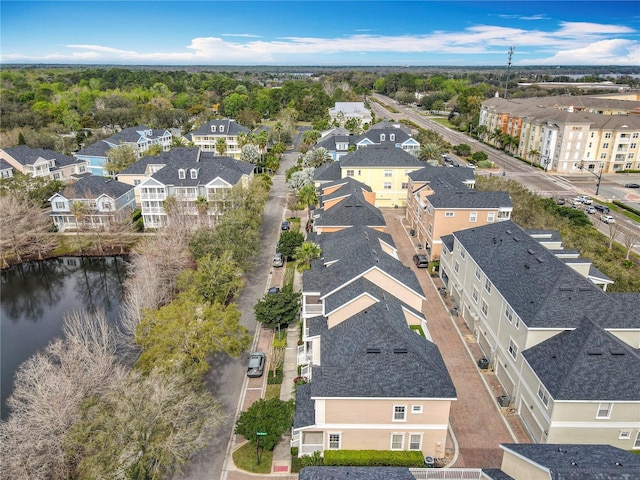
(140, 193, 166, 200)
(141, 207, 165, 214)
(304, 304, 323, 316)
(410, 468, 482, 479)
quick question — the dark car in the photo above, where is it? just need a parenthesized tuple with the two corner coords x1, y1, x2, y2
(624, 183, 640, 188)
(281, 220, 290, 231)
(556, 197, 566, 205)
(247, 352, 266, 378)
(268, 286, 280, 294)
(593, 204, 610, 214)
(413, 254, 429, 268)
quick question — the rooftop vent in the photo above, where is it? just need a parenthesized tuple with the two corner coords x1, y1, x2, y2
(609, 347, 626, 356)
(536, 257, 544, 263)
(587, 350, 603, 356)
(506, 229, 513, 235)
(393, 348, 408, 354)
(559, 286, 574, 292)
(527, 249, 535, 255)
(513, 237, 520, 242)
(366, 348, 381, 354)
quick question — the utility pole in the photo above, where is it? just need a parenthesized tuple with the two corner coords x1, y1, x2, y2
(504, 47, 515, 99)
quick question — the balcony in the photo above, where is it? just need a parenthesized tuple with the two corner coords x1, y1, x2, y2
(141, 207, 165, 214)
(304, 304, 323, 317)
(140, 192, 166, 201)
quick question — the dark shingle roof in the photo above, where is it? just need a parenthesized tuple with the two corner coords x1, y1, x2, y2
(428, 189, 511, 209)
(368, 120, 413, 135)
(119, 147, 200, 175)
(76, 126, 169, 157)
(481, 469, 515, 480)
(452, 221, 639, 329)
(501, 444, 640, 480)
(3, 145, 81, 168)
(62, 176, 133, 199)
(0, 158, 14, 171)
(408, 165, 475, 185)
(522, 318, 640, 401)
(299, 466, 416, 480)
(316, 179, 384, 228)
(314, 161, 342, 182)
(356, 127, 414, 146)
(339, 145, 423, 168)
(293, 383, 315, 429)
(191, 119, 250, 136)
(302, 226, 422, 298)
(310, 295, 456, 399)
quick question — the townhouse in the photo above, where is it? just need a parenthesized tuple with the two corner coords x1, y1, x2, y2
(314, 145, 424, 208)
(478, 96, 640, 174)
(49, 175, 136, 231)
(405, 165, 512, 261)
(313, 178, 385, 234)
(189, 119, 250, 159)
(128, 147, 254, 228)
(1, 145, 89, 181)
(74, 125, 171, 176)
(439, 220, 640, 449)
(293, 225, 456, 458)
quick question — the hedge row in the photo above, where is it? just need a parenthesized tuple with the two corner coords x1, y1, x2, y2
(323, 450, 424, 467)
(613, 200, 640, 218)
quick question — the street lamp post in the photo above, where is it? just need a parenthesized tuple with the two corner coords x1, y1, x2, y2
(578, 162, 604, 196)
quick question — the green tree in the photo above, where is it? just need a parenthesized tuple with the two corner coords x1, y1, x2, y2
(234, 398, 295, 451)
(471, 150, 489, 164)
(0, 172, 65, 207)
(240, 144, 261, 164)
(135, 293, 250, 378)
(67, 370, 224, 480)
(303, 148, 331, 168)
(141, 144, 163, 157)
(254, 286, 301, 329)
(277, 230, 305, 259)
(418, 143, 441, 162)
(178, 252, 244, 305)
(216, 137, 227, 156)
(297, 183, 318, 219)
(294, 241, 321, 272)
(453, 143, 472, 157)
(105, 145, 137, 175)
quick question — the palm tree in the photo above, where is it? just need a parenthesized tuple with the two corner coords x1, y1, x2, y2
(528, 149, 540, 167)
(257, 130, 269, 158)
(194, 196, 210, 225)
(297, 183, 318, 221)
(215, 137, 227, 156)
(418, 143, 441, 163)
(274, 121, 283, 143)
(294, 241, 321, 272)
(237, 132, 249, 149)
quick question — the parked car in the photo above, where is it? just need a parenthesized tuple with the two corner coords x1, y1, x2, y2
(281, 220, 290, 231)
(585, 206, 596, 214)
(247, 352, 266, 378)
(624, 183, 640, 188)
(272, 252, 284, 267)
(413, 254, 429, 268)
(600, 215, 616, 224)
(556, 197, 566, 205)
(268, 286, 280, 294)
(576, 196, 593, 205)
(593, 204, 610, 214)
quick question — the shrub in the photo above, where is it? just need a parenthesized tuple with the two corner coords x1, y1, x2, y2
(323, 450, 424, 467)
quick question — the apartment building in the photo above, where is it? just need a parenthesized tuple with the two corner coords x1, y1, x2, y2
(189, 119, 251, 159)
(1, 145, 89, 181)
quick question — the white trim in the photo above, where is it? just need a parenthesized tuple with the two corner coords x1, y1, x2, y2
(311, 396, 456, 401)
(324, 292, 380, 318)
(390, 432, 404, 450)
(327, 432, 341, 450)
(293, 423, 449, 432)
(408, 432, 423, 451)
(392, 404, 407, 422)
(550, 421, 640, 428)
(411, 405, 423, 414)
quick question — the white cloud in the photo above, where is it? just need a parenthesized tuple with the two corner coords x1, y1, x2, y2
(497, 14, 549, 21)
(221, 33, 262, 38)
(523, 39, 640, 65)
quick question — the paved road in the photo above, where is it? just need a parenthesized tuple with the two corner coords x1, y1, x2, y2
(178, 150, 297, 480)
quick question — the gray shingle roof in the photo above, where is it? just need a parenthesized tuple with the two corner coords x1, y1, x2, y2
(191, 119, 250, 136)
(293, 383, 315, 429)
(316, 179, 384, 228)
(481, 469, 515, 480)
(501, 443, 640, 480)
(428, 189, 511, 209)
(315, 134, 354, 151)
(0, 158, 14, 171)
(314, 161, 342, 182)
(356, 127, 414, 146)
(302, 226, 422, 299)
(299, 467, 416, 480)
(339, 145, 423, 168)
(522, 318, 640, 401)
(62, 176, 133, 199)
(408, 165, 475, 185)
(76, 126, 169, 157)
(368, 120, 413, 135)
(3, 145, 81, 168)
(452, 221, 639, 329)
(119, 147, 200, 175)
(310, 295, 456, 398)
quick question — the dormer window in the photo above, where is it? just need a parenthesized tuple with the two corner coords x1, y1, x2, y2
(380, 134, 386, 141)
(220, 125, 225, 133)
(190, 169, 197, 179)
(390, 134, 395, 141)
(211, 125, 217, 132)
(178, 169, 186, 179)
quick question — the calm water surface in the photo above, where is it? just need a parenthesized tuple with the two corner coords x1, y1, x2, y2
(1, 256, 126, 419)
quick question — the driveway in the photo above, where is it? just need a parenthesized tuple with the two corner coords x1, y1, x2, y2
(381, 208, 531, 469)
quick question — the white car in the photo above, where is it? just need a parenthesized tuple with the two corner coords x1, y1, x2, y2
(585, 206, 596, 214)
(600, 215, 615, 224)
(576, 196, 593, 205)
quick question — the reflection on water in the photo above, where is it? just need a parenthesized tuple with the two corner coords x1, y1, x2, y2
(1, 256, 126, 419)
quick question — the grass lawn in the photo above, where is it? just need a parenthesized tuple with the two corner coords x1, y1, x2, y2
(430, 117, 456, 129)
(410, 325, 426, 338)
(232, 441, 273, 474)
(265, 383, 281, 400)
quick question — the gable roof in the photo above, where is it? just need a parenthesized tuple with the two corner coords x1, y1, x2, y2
(500, 443, 640, 480)
(313, 161, 342, 182)
(309, 295, 456, 399)
(2, 145, 81, 168)
(76, 126, 169, 157)
(368, 120, 413, 134)
(339, 145, 423, 168)
(191, 119, 250, 136)
(356, 127, 415, 146)
(316, 179, 384, 229)
(61, 176, 133, 199)
(522, 318, 640, 401)
(408, 165, 475, 186)
(451, 221, 639, 330)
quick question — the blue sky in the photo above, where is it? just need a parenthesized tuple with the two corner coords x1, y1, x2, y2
(1, 1, 639, 66)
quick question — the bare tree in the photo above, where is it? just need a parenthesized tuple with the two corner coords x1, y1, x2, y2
(0, 310, 125, 480)
(622, 228, 640, 260)
(607, 221, 622, 250)
(0, 192, 36, 264)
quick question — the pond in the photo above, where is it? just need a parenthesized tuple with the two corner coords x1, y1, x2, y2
(1, 256, 126, 419)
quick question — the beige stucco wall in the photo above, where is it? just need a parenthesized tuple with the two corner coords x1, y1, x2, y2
(362, 269, 424, 311)
(330, 428, 448, 457)
(327, 295, 378, 328)
(608, 329, 640, 348)
(500, 450, 547, 480)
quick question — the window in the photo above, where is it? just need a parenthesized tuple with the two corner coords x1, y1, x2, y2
(460, 249, 466, 259)
(505, 305, 513, 323)
(484, 278, 492, 294)
(472, 287, 479, 303)
(619, 430, 631, 440)
(475, 266, 481, 280)
(220, 125, 225, 132)
(469, 211, 478, 222)
(328, 433, 341, 449)
(454, 261, 460, 274)
(178, 169, 186, 179)
(383, 182, 392, 190)
(384, 170, 393, 177)
(537, 384, 549, 407)
(514, 316, 520, 329)
(390, 433, 403, 450)
(380, 134, 386, 141)
(409, 434, 422, 450)
(411, 405, 423, 414)
(401, 182, 408, 189)
(487, 212, 495, 223)
(596, 402, 612, 419)
(631, 143, 637, 149)
(134, 179, 141, 186)
(481, 300, 488, 317)
(190, 169, 197, 179)
(54, 201, 66, 210)
(600, 153, 607, 159)
(390, 134, 395, 141)
(211, 125, 217, 132)
(605, 132, 611, 139)
(508, 338, 518, 360)
(393, 405, 406, 421)
(634, 431, 640, 449)
(445, 211, 454, 217)
(346, 170, 355, 177)
(633, 132, 639, 139)
(603, 143, 609, 149)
